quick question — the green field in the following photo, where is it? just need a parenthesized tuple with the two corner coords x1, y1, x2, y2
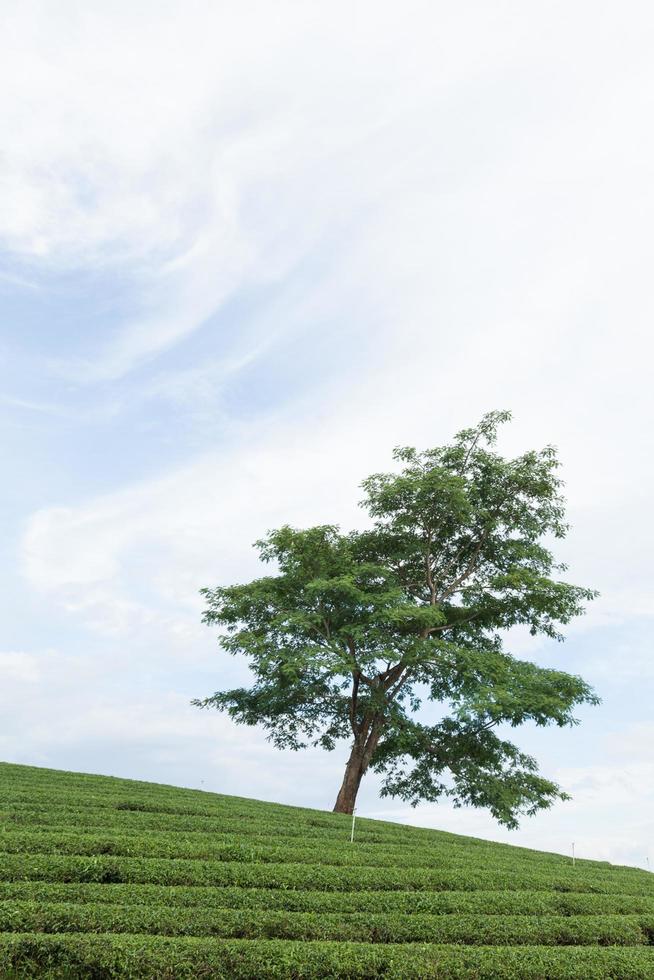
(1, 763, 653, 977)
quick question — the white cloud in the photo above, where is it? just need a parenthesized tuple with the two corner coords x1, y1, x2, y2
(20, 428, 369, 634)
(5, 1, 654, 383)
(0, 651, 41, 683)
(0, 1, 443, 377)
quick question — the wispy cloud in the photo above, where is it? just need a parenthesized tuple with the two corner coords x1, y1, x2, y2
(8, 2, 652, 385)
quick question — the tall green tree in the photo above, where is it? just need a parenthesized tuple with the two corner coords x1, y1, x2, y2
(194, 412, 598, 823)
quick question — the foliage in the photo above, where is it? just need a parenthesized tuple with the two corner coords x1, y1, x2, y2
(4, 933, 654, 979)
(5, 882, 654, 918)
(2, 763, 654, 979)
(4, 900, 654, 945)
(195, 411, 599, 822)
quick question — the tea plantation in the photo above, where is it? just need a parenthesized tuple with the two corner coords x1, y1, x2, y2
(1, 763, 654, 977)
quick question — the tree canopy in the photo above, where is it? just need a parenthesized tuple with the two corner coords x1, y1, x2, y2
(194, 411, 599, 824)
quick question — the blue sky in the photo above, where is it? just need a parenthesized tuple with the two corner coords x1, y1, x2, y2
(2, 0, 653, 867)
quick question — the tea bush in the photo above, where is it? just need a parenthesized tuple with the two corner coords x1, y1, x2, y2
(2, 762, 654, 978)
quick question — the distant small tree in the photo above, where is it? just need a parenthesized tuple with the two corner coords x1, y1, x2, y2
(194, 412, 599, 825)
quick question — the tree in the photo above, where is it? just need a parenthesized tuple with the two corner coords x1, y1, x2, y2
(194, 412, 599, 825)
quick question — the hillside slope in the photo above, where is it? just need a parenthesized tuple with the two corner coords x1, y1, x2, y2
(1, 762, 653, 978)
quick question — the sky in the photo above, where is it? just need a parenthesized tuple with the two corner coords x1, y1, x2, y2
(1, 0, 653, 868)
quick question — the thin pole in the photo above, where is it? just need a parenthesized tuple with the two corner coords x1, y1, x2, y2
(572, 842, 575, 867)
(350, 808, 357, 843)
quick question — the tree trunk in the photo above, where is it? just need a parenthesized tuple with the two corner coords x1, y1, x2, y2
(333, 727, 382, 814)
(333, 742, 366, 814)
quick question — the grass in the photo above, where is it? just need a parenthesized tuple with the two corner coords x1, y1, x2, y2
(1, 762, 653, 977)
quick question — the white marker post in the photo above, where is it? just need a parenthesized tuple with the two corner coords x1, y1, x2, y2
(572, 842, 576, 867)
(350, 808, 357, 844)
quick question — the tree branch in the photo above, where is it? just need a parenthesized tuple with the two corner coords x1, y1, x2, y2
(386, 666, 411, 701)
(425, 529, 437, 605)
(459, 429, 483, 473)
(437, 529, 490, 602)
(424, 611, 481, 635)
(349, 671, 361, 736)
